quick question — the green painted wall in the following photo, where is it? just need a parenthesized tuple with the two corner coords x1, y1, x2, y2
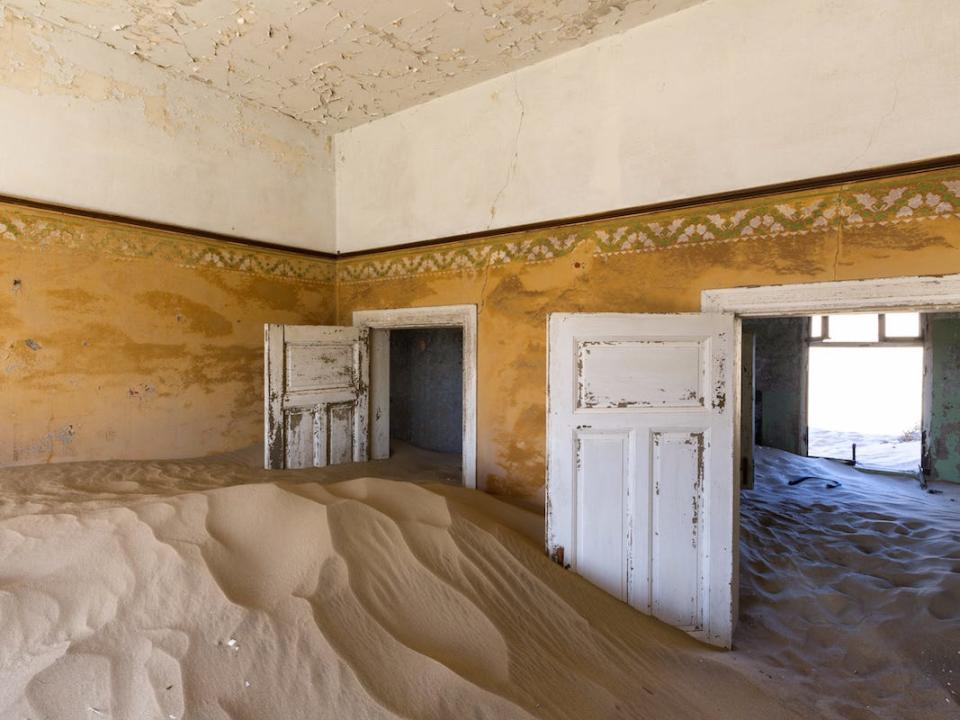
(928, 315, 960, 483)
(742, 317, 807, 456)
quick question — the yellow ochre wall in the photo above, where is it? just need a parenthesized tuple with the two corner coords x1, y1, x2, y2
(0, 203, 335, 466)
(338, 167, 960, 495)
(4, 167, 960, 488)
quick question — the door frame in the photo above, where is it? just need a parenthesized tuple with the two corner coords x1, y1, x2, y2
(352, 304, 478, 489)
(702, 272, 960, 635)
(701, 274, 960, 317)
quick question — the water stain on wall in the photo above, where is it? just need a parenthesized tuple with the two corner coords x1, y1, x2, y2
(198, 269, 308, 314)
(44, 287, 101, 309)
(137, 291, 234, 337)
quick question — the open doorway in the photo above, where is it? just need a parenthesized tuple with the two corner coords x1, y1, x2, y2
(389, 328, 464, 456)
(704, 278, 960, 715)
(353, 305, 478, 488)
(742, 311, 958, 477)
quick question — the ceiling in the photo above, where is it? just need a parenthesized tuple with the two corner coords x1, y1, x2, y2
(9, 0, 702, 131)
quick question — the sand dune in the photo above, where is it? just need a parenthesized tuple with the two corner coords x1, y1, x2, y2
(4, 445, 955, 719)
(740, 447, 960, 720)
(0, 450, 799, 720)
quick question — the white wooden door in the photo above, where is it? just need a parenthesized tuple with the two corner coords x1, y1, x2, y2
(264, 324, 369, 469)
(547, 313, 738, 647)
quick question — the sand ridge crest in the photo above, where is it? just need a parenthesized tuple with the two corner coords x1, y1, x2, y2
(0, 455, 801, 720)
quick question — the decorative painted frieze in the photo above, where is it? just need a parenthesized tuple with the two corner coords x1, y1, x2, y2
(3, 167, 958, 287)
(338, 167, 960, 283)
(0, 203, 337, 285)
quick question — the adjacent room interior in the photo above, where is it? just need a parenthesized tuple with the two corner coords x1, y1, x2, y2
(743, 310, 960, 477)
(389, 327, 464, 463)
(738, 304, 960, 716)
(1, 1, 959, 719)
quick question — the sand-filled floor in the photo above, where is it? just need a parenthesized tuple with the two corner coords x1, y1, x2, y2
(740, 447, 960, 720)
(1, 444, 957, 719)
(0, 444, 798, 720)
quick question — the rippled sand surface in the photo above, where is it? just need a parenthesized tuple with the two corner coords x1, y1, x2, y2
(0, 445, 797, 720)
(740, 447, 960, 720)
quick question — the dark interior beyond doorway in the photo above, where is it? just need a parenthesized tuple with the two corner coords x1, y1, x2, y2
(390, 328, 463, 454)
(742, 317, 808, 456)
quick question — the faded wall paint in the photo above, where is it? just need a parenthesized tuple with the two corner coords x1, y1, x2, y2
(928, 315, 960, 483)
(337, 167, 960, 496)
(5, 165, 960, 480)
(0, 9, 335, 251)
(336, 0, 960, 252)
(742, 318, 807, 456)
(0, 202, 335, 466)
(390, 328, 464, 454)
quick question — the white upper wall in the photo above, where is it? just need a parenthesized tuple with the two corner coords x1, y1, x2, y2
(0, 9, 335, 252)
(335, 0, 960, 253)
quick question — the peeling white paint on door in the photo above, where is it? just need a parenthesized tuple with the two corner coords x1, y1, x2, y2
(547, 312, 738, 647)
(264, 324, 369, 469)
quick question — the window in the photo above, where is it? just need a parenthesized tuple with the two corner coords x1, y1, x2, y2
(810, 315, 824, 339)
(883, 312, 921, 339)
(806, 311, 924, 470)
(809, 312, 922, 345)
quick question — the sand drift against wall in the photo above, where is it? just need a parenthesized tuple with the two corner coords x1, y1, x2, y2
(0, 451, 798, 720)
(3, 447, 954, 718)
(0, 450, 808, 720)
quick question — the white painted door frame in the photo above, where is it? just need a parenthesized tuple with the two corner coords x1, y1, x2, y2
(701, 274, 960, 317)
(702, 272, 960, 633)
(352, 305, 478, 489)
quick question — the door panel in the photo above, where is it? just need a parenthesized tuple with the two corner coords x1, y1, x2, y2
(574, 430, 630, 599)
(265, 324, 369, 469)
(740, 332, 756, 489)
(284, 409, 316, 469)
(548, 312, 737, 647)
(328, 403, 356, 465)
(578, 339, 706, 409)
(651, 430, 705, 630)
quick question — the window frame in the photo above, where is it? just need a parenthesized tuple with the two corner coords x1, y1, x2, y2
(807, 312, 923, 347)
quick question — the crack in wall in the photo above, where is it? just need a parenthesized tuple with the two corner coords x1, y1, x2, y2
(487, 73, 526, 228)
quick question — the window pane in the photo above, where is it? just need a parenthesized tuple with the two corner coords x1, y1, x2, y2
(810, 315, 823, 338)
(884, 312, 920, 338)
(823, 313, 879, 342)
(808, 345, 922, 470)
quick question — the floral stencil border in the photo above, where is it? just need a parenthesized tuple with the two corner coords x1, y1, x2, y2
(0, 203, 336, 285)
(3, 167, 958, 288)
(338, 168, 960, 283)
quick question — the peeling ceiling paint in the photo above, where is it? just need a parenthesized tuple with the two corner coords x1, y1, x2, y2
(6, 0, 704, 130)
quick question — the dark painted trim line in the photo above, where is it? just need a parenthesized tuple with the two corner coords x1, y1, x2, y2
(4, 154, 959, 262)
(0, 192, 338, 260)
(336, 154, 960, 259)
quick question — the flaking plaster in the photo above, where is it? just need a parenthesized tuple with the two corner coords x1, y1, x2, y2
(0, 8, 336, 249)
(7, 0, 704, 130)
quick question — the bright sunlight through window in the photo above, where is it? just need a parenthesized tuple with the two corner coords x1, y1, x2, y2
(807, 313, 923, 471)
